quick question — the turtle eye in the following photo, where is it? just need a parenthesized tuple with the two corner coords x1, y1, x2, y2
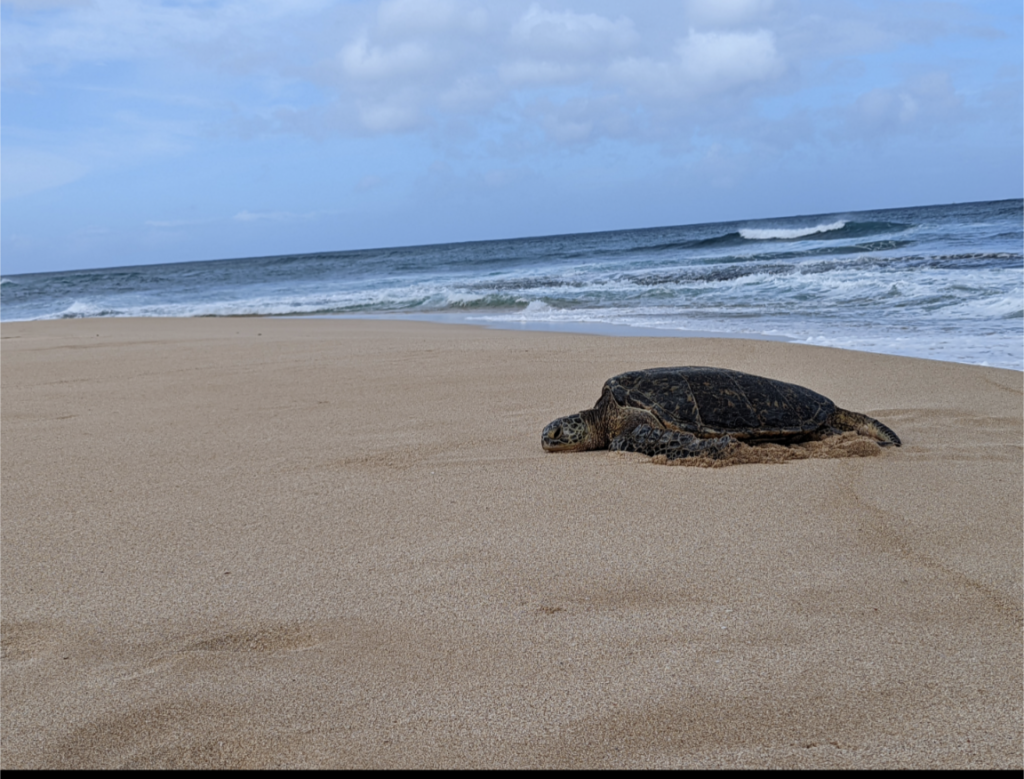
(549, 426, 561, 439)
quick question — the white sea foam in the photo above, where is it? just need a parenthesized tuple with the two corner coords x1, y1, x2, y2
(55, 300, 110, 318)
(477, 302, 1023, 370)
(739, 221, 847, 241)
(4, 200, 1020, 370)
(515, 300, 553, 317)
(41, 282, 506, 320)
(944, 294, 1024, 319)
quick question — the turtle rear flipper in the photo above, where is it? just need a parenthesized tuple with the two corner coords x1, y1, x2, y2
(610, 425, 736, 460)
(830, 408, 901, 446)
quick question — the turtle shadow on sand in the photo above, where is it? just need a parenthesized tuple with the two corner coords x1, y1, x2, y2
(543, 366, 900, 467)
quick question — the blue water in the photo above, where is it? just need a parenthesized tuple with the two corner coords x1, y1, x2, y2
(3, 199, 1022, 370)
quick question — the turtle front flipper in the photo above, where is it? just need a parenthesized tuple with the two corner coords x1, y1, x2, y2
(829, 408, 901, 446)
(610, 424, 736, 460)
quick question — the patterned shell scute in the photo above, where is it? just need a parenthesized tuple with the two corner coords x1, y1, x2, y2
(607, 366, 835, 437)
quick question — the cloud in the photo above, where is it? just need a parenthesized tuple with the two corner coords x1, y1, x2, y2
(1, 0, 1010, 162)
(317, 3, 790, 140)
(849, 72, 964, 137)
(510, 4, 637, 55)
(684, 0, 775, 28)
(355, 97, 423, 133)
(499, 4, 637, 87)
(676, 28, 783, 91)
(3, 0, 91, 8)
(376, 0, 487, 37)
(610, 28, 783, 98)
(499, 59, 587, 86)
(338, 36, 434, 82)
(1, 148, 89, 198)
(1, 0, 330, 83)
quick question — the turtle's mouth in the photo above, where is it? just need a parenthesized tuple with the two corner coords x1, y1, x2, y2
(542, 422, 564, 451)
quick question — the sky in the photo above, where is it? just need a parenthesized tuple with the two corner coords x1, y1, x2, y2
(2, 0, 1021, 275)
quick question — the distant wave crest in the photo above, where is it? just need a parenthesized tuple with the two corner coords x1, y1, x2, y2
(686, 219, 906, 250)
(740, 221, 847, 241)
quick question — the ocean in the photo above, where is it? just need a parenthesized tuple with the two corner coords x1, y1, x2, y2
(3, 199, 1022, 371)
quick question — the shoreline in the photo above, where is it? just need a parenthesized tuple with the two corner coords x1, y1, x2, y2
(8, 312, 1020, 371)
(285, 312, 794, 343)
(2, 317, 1021, 768)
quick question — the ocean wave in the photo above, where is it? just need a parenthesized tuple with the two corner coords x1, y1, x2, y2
(27, 254, 1020, 324)
(682, 220, 911, 251)
(740, 221, 847, 241)
(470, 302, 1023, 370)
(503, 300, 555, 319)
(467, 276, 591, 291)
(3, 199, 1019, 370)
(942, 294, 1024, 319)
(927, 252, 1023, 265)
(623, 263, 795, 286)
(55, 300, 124, 318)
(34, 286, 537, 320)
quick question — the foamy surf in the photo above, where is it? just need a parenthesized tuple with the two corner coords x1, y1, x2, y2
(3, 199, 1021, 370)
(740, 221, 847, 241)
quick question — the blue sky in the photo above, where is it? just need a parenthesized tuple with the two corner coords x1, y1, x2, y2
(2, 0, 1021, 274)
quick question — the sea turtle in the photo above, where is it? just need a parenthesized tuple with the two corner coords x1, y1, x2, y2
(542, 366, 900, 460)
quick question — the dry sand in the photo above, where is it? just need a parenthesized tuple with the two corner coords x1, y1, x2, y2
(1, 317, 1021, 769)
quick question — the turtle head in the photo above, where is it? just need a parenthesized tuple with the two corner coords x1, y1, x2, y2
(542, 409, 607, 452)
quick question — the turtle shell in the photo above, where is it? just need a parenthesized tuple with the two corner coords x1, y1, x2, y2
(603, 366, 835, 440)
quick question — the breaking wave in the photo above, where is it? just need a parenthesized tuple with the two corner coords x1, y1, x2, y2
(683, 220, 911, 250)
(2, 199, 1020, 370)
(740, 221, 847, 240)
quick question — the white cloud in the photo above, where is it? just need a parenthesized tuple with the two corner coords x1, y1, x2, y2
(499, 59, 586, 85)
(3, 0, 91, 8)
(0, 0, 1001, 156)
(322, 3, 788, 137)
(510, 4, 637, 54)
(850, 72, 963, 136)
(356, 98, 423, 132)
(2, 0, 330, 82)
(499, 4, 637, 87)
(338, 36, 434, 81)
(684, 0, 774, 28)
(376, 0, 487, 36)
(322, 1, 497, 132)
(611, 28, 783, 98)
(676, 28, 782, 90)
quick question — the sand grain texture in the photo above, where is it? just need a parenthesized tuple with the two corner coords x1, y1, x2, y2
(2, 318, 1021, 768)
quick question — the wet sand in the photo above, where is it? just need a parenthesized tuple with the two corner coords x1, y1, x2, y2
(2, 317, 1021, 768)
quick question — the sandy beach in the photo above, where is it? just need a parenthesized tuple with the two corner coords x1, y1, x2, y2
(2, 317, 1021, 768)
